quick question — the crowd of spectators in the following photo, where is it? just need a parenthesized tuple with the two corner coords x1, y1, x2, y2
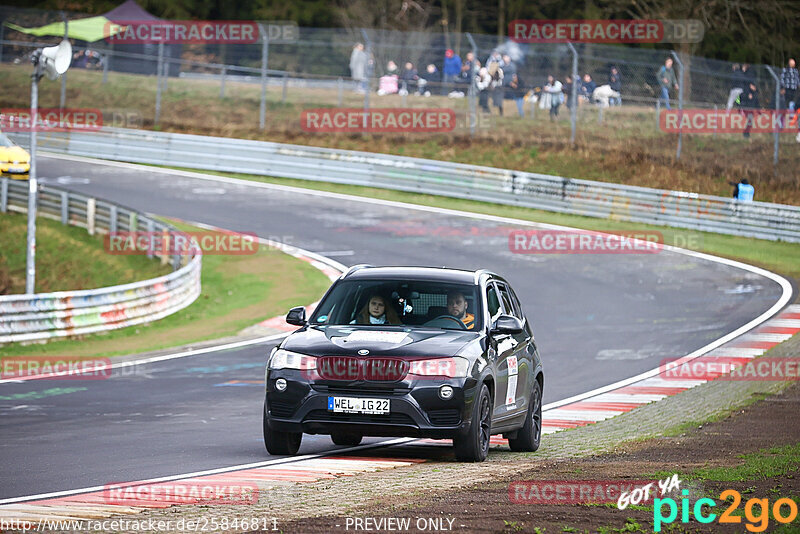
(350, 43, 628, 119)
(350, 42, 800, 142)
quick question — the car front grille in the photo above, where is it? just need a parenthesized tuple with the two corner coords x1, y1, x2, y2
(304, 409, 415, 426)
(427, 408, 461, 426)
(312, 384, 412, 396)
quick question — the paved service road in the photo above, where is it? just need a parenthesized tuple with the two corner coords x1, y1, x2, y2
(0, 156, 788, 499)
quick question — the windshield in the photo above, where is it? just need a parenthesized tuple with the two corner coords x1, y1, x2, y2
(311, 279, 482, 331)
(0, 133, 14, 148)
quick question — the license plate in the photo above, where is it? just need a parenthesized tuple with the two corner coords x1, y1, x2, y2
(6, 167, 25, 173)
(327, 396, 390, 415)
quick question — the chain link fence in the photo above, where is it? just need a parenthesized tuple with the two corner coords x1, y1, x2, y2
(0, 5, 796, 174)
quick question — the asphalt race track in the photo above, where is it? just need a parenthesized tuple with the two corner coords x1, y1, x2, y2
(0, 155, 789, 499)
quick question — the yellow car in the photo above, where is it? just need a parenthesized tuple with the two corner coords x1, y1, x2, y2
(0, 132, 31, 179)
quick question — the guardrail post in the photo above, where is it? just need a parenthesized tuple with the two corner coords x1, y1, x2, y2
(259, 23, 269, 131)
(282, 72, 288, 103)
(220, 65, 226, 98)
(60, 190, 68, 224)
(337, 77, 343, 107)
(713, 105, 717, 138)
(1, 178, 7, 213)
(155, 41, 164, 127)
(656, 99, 660, 127)
(86, 198, 96, 235)
(146, 219, 154, 258)
(765, 66, 781, 173)
(102, 52, 109, 84)
(567, 43, 578, 146)
(670, 51, 684, 160)
(361, 29, 372, 130)
(160, 227, 170, 266)
(109, 204, 118, 234)
(466, 33, 478, 137)
(172, 252, 181, 270)
(129, 211, 138, 232)
(59, 14, 67, 110)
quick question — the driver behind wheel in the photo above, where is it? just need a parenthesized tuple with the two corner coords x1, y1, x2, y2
(446, 290, 475, 329)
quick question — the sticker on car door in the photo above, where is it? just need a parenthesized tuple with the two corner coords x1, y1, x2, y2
(506, 355, 518, 408)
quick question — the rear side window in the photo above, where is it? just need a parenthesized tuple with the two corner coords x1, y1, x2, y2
(497, 283, 523, 319)
(486, 284, 503, 322)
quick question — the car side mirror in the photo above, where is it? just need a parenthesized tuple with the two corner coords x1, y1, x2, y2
(491, 314, 523, 335)
(286, 306, 307, 326)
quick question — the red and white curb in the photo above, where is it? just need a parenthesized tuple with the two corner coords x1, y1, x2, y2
(512, 303, 800, 443)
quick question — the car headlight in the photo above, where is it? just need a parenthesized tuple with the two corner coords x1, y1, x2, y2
(269, 349, 317, 371)
(408, 357, 470, 378)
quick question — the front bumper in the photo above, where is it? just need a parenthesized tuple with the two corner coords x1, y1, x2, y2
(265, 370, 480, 439)
(1, 162, 30, 177)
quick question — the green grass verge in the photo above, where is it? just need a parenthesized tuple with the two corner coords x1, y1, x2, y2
(0, 218, 332, 359)
(0, 210, 170, 294)
(161, 166, 800, 279)
(692, 443, 800, 482)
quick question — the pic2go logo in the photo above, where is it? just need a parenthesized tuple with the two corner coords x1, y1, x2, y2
(654, 489, 798, 532)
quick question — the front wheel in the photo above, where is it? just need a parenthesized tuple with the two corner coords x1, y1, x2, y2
(508, 379, 542, 452)
(263, 404, 302, 455)
(453, 384, 492, 462)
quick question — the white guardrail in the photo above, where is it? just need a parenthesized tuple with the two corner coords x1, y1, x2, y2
(10, 127, 800, 242)
(0, 178, 201, 343)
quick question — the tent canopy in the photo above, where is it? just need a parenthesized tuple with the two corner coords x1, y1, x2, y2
(103, 0, 162, 22)
(4, 16, 123, 43)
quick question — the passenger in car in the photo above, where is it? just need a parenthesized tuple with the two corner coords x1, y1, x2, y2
(446, 290, 475, 329)
(351, 294, 402, 325)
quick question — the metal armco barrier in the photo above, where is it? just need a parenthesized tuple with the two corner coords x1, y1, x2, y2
(11, 127, 800, 243)
(0, 178, 201, 343)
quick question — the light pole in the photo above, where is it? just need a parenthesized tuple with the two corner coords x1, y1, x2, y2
(26, 39, 72, 294)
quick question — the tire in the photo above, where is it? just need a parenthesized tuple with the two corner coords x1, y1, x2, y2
(453, 384, 492, 462)
(508, 378, 542, 452)
(263, 404, 302, 455)
(330, 432, 363, 446)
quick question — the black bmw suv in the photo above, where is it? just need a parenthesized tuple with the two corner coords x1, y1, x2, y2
(263, 266, 544, 462)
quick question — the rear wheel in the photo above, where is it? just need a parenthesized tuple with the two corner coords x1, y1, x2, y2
(330, 432, 363, 446)
(508, 379, 542, 452)
(263, 404, 302, 455)
(453, 384, 492, 462)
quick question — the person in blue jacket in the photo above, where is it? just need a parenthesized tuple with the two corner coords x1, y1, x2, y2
(443, 49, 462, 95)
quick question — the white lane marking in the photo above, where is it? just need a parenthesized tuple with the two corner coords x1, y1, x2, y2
(314, 250, 356, 257)
(768, 319, 800, 328)
(740, 333, 794, 343)
(635, 378, 707, 389)
(704, 347, 765, 358)
(543, 409, 622, 421)
(0, 437, 416, 505)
